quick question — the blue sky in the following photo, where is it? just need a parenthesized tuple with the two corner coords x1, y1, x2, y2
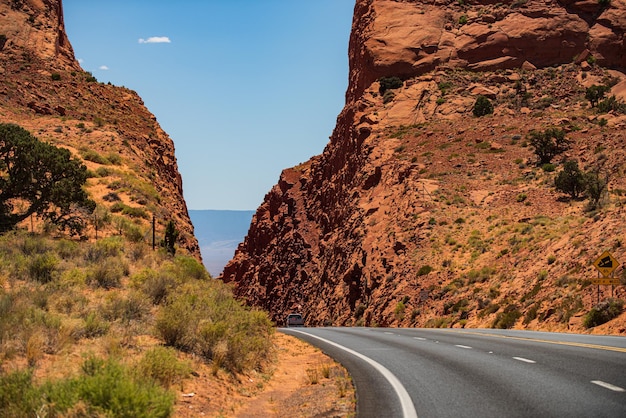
(63, 1, 354, 210)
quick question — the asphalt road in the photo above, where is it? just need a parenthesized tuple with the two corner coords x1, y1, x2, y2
(280, 327, 626, 418)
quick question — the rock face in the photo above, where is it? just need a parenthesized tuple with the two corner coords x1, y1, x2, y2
(347, 0, 626, 102)
(0, 0, 199, 256)
(222, 0, 626, 333)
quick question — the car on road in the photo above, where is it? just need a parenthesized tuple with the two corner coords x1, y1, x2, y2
(285, 313, 305, 327)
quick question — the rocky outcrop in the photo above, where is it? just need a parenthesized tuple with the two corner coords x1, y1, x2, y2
(0, 0, 199, 256)
(222, 0, 626, 333)
(347, 0, 626, 102)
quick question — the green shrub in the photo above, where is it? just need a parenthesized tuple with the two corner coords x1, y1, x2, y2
(597, 96, 626, 114)
(585, 169, 608, 209)
(41, 356, 174, 417)
(555, 160, 586, 199)
(382, 89, 396, 104)
(156, 282, 273, 373)
(394, 301, 406, 320)
(0, 369, 40, 417)
(28, 252, 58, 283)
(528, 128, 570, 165)
(583, 299, 623, 328)
(134, 268, 178, 305)
(107, 152, 123, 165)
(86, 259, 126, 289)
(135, 346, 191, 389)
(472, 95, 493, 117)
(174, 255, 209, 280)
(458, 14, 468, 25)
(85, 236, 123, 262)
(378, 76, 403, 94)
(584, 85, 605, 107)
(492, 304, 521, 329)
(417, 265, 434, 276)
(82, 312, 110, 338)
(81, 149, 110, 165)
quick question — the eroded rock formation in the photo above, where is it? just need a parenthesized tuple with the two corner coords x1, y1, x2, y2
(222, 0, 626, 333)
(0, 0, 199, 256)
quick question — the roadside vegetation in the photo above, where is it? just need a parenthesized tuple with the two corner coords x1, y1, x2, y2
(0, 230, 274, 416)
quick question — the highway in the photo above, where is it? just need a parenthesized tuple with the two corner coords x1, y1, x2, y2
(280, 327, 626, 418)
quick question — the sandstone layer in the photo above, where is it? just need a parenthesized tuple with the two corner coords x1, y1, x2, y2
(222, 0, 626, 333)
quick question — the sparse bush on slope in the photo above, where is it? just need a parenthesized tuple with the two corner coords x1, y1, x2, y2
(0, 230, 274, 415)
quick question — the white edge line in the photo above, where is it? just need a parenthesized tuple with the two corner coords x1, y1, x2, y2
(591, 380, 626, 392)
(289, 329, 418, 418)
(455, 345, 472, 349)
(513, 356, 536, 364)
(414, 337, 426, 341)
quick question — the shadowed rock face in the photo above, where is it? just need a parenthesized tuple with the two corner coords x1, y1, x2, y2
(0, 0, 200, 257)
(222, 0, 626, 333)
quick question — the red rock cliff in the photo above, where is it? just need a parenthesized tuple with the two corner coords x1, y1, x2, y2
(223, 0, 626, 333)
(0, 0, 199, 256)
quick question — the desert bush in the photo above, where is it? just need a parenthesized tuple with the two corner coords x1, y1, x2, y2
(106, 152, 123, 165)
(473, 95, 493, 117)
(597, 95, 626, 114)
(80, 149, 110, 165)
(101, 292, 149, 323)
(86, 258, 127, 289)
(417, 265, 433, 276)
(173, 255, 209, 280)
(135, 346, 191, 389)
(28, 252, 58, 283)
(39, 356, 174, 417)
(123, 222, 145, 243)
(585, 85, 609, 107)
(56, 239, 80, 260)
(0, 369, 40, 417)
(382, 90, 396, 104)
(85, 236, 123, 262)
(133, 268, 178, 305)
(156, 281, 273, 374)
(585, 169, 609, 210)
(394, 301, 406, 320)
(583, 299, 623, 328)
(378, 76, 403, 94)
(492, 304, 521, 329)
(82, 312, 110, 338)
(528, 127, 570, 165)
(555, 160, 586, 199)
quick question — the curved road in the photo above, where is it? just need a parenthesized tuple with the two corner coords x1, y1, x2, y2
(280, 327, 626, 417)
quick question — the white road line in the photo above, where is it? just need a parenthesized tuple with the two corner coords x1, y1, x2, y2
(513, 357, 536, 364)
(414, 337, 426, 341)
(591, 380, 626, 392)
(290, 329, 418, 418)
(455, 344, 472, 349)
(385, 332, 395, 335)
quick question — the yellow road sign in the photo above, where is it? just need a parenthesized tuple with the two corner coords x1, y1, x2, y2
(591, 277, 620, 286)
(593, 251, 619, 278)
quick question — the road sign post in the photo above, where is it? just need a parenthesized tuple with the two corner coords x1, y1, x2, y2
(591, 251, 620, 304)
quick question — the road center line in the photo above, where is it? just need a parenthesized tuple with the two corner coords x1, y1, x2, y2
(414, 337, 426, 341)
(591, 380, 626, 392)
(457, 330, 626, 353)
(513, 356, 536, 364)
(290, 329, 418, 418)
(455, 344, 472, 349)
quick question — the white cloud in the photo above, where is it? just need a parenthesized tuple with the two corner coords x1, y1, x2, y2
(99, 65, 109, 70)
(138, 36, 171, 44)
(77, 58, 84, 64)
